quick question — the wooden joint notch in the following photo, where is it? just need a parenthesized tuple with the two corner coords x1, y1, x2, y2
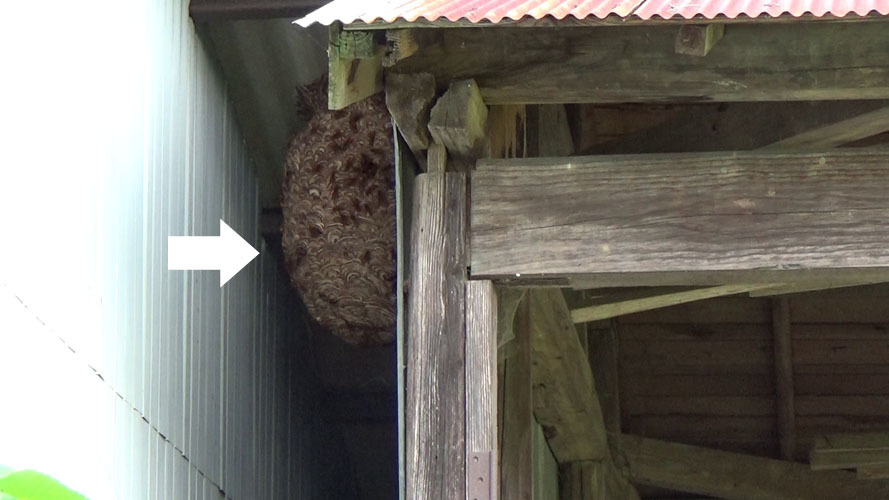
(675, 24, 725, 57)
(328, 24, 384, 110)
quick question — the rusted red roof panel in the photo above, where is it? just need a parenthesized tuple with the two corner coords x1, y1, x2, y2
(295, 0, 888, 25)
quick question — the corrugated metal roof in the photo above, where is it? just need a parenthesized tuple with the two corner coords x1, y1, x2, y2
(295, 0, 889, 25)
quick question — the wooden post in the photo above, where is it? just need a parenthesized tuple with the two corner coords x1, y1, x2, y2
(772, 297, 796, 461)
(428, 79, 489, 171)
(675, 24, 725, 56)
(466, 281, 499, 500)
(501, 296, 533, 500)
(406, 172, 467, 499)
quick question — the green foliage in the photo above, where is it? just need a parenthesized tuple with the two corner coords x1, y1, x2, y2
(0, 469, 88, 500)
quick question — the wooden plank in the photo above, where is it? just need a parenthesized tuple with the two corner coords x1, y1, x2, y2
(792, 340, 889, 365)
(789, 296, 889, 323)
(581, 101, 889, 156)
(406, 172, 467, 500)
(390, 23, 889, 104)
(618, 323, 772, 341)
(797, 396, 889, 417)
(622, 373, 776, 397)
(426, 142, 448, 174)
(674, 24, 724, 57)
(622, 434, 889, 500)
(526, 289, 608, 462)
(501, 296, 533, 500)
(566, 268, 889, 289)
(328, 26, 383, 110)
(812, 449, 889, 471)
(760, 106, 889, 151)
(796, 373, 889, 396)
(428, 79, 488, 171)
(624, 396, 775, 417)
(471, 151, 889, 282)
(858, 465, 889, 480)
(620, 339, 772, 374)
(572, 284, 773, 323)
(385, 72, 436, 168)
(772, 298, 796, 461)
(466, 280, 499, 500)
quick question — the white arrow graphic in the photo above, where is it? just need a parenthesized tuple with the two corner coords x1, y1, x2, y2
(168, 219, 259, 287)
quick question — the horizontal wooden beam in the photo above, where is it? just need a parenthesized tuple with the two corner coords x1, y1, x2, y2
(622, 434, 889, 500)
(471, 151, 889, 285)
(571, 284, 773, 323)
(748, 279, 889, 297)
(390, 22, 889, 103)
(526, 289, 608, 462)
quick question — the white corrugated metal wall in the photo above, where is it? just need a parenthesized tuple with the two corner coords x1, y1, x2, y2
(0, 1, 346, 498)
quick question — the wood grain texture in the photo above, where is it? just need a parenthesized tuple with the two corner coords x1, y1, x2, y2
(328, 25, 383, 110)
(588, 323, 622, 461)
(471, 151, 889, 281)
(526, 289, 608, 462)
(391, 22, 889, 104)
(501, 297, 533, 500)
(674, 24, 724, 57)
(465, 280, 498, 499)
(385, 72, 436, 166)
(622, 434, 889, 500)
(772, 298, 796, 461)
(760, 105, 889, 151)
(428, 79, 488, 171)
(406, 172, 467, 500)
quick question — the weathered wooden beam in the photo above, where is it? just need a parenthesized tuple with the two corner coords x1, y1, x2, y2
(623, 434, 889, 500)
(811, 431, 889, 471)
(465, 280, 499, 500)
(471, 151, 889, 284)
(675, 24, 724, 56)
(501, 296, 533, 500)
(571, 284, 774, 323)
(386, 72, 436, 169)
(428, 79, 489, 170)
(526, 289, 608, 462)
(406, 172, 467, 499)
(328, 25, 384, 110)
(760, 105, 889, 151)
(390, 23, 889, 103)
(588, 321, 622, 462)
(772, 297, 796, 461)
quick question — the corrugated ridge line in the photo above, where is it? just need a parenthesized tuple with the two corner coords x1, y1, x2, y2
(295, 0, 889, 24)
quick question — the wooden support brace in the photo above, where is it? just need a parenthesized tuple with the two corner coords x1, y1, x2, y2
(328, 25, 384, 110)
(428, 79, 489, 171)
(386, 72, 436, 169)
(571, 284, 775, 323)
(501, 295, 533, 500)
(675, 24, 725, 56)
(760, 105, 889, 151)
(466, 281, 499, 500)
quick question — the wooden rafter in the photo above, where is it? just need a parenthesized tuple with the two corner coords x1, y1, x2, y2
(471, 151, 889, 286)
(623, 434, 889, 500)
(526, 288, 609, 462)
(389, 22, 889, 104)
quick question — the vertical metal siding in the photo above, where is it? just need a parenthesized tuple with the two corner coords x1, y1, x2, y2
(0, 0, 340, 498)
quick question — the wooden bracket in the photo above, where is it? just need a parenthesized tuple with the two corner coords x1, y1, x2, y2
(328, 24, 383, 110)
